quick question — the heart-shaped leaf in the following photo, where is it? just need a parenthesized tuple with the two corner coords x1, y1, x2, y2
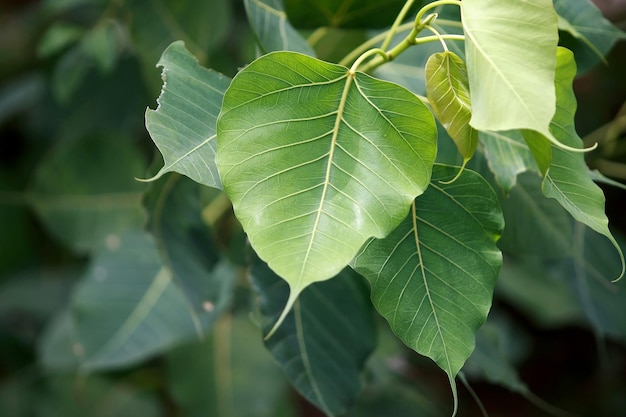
(351, 164, 504, 415)
(217, 51, 437, 331)
(461, 0, 558, 138)
(426, 51, 477, 165)
(145, 41, 231, 189)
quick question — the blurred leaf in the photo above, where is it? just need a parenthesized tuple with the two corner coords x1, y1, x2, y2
(425, 51, 477, 164)
(70, 231, 216, 370)
(244, 0, 315, 55)
(51, 45, 90, 102)
(39, 309, 81, 370)
(497, 173, 574, 257)
(145, 41, 230, 189)
(37, 22, 84, 58)
(251, 256, 376, 417)
(523, 48, 624, 278)
(284, 0, 410, 28)
(217, 51, 437, 317)
(462, 0, 558, 137)
(80, 20, 121, 74)
(144, 174, 235, 314)
(0, 73, 45, 126)
(554, 0, 626, 74)
(352, 164, 504, 412)
(31, 135, 147, 254)
(496, 256, 585, 328)
(167, 314, 296, 417)
(126, 0, 231, 90)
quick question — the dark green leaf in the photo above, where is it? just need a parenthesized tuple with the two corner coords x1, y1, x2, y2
(31, 135, 146, 254)
(352, 164, 504, 413)
(145, 41, 231, 188)
(554, 0, 626, 74)
(143, 174, 234, 315)
(251, 256, 376, 417)
(244, 0, 315, 55)
(70, 231, 213, 370)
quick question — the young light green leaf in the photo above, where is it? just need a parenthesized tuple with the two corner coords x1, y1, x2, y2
(144, 41, 231, 189)
(554, 0, 626, 74)
(244, 0, 315, 56)
(425, 51, 477, 167)
(351, 164, 504, 416)
(251, 256, 376, 417)
(217, 51, 437, 332)
(461, 0, 558, 138)
(523, 47, 624, 280)
(478, 130, 537, 192)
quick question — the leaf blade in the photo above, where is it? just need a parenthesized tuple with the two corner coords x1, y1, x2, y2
(145, 41, 231, 189)
(217, 51, 437, 309)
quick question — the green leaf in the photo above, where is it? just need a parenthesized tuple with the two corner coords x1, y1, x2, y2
(244, 0, 315, 56)
(523, 47, 625, 279)
(80, 20, 120, 74)
(251, 256, 376, 417)
(70, 231, 212, 370)
(426, 51, 477, 164)
(217, 51, 437, 327)
(461, 0, 558, 137)
(352, 164, 504, 415)
(143, 174, 235, 315)
(31, 135, 146, 254)
(554, 0, 626, 74)
(36, 22, 84, 58)
(145, 41, 231, 189)
(167, 315, 296, 417)
(478, 130, 537, 192)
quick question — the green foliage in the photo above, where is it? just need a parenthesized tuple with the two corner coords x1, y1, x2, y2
(2, 0, 626, 416)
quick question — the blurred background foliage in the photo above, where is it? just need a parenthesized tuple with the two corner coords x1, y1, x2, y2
(0, 0, 625, 416)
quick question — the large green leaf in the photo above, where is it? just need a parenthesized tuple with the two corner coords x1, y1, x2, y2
(244, 0, 314, 56)
(217, 51, 437, 327)
(251, 256, 376, 417)
(478, 130, 537, 192)
(145, 41, 231, 189)
(70, 231, 213, 370)
(461, 0, 558, 137)
(554, 0, 626, 74)
(425, 51, 477, 164)
(31, 135, 146, 254)
(351, 164, 504, 414)
(523, 47, 625, 278)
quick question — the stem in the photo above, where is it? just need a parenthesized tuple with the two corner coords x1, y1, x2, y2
(350, 48, 387, 73)
(424, 25, 449, 52)
(380, 0, 419, 51)
(414, 34, 465, 46)
(338, 22, 414, 67)
(307, 27, 329, 48)
(415, 0, 462, 25)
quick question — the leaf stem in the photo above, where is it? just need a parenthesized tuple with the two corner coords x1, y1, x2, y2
(338, 22, 414, 67)
(380, 0, 419, 51)
(414, 0, 462, 25)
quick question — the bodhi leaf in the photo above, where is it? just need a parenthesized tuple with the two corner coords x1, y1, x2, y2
(523, 47, 625, 279)
(351, 164, 504, 416)
(144, 41, 231, 189)
(461, 0, 563, 146)
(244, 0, 315, 56)
(425, 50, 477, 169)
(216, 51, 437, 333)
(250, 256, 376, 416)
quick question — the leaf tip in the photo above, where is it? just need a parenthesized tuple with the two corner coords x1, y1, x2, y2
(264, 289, 299, 340)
